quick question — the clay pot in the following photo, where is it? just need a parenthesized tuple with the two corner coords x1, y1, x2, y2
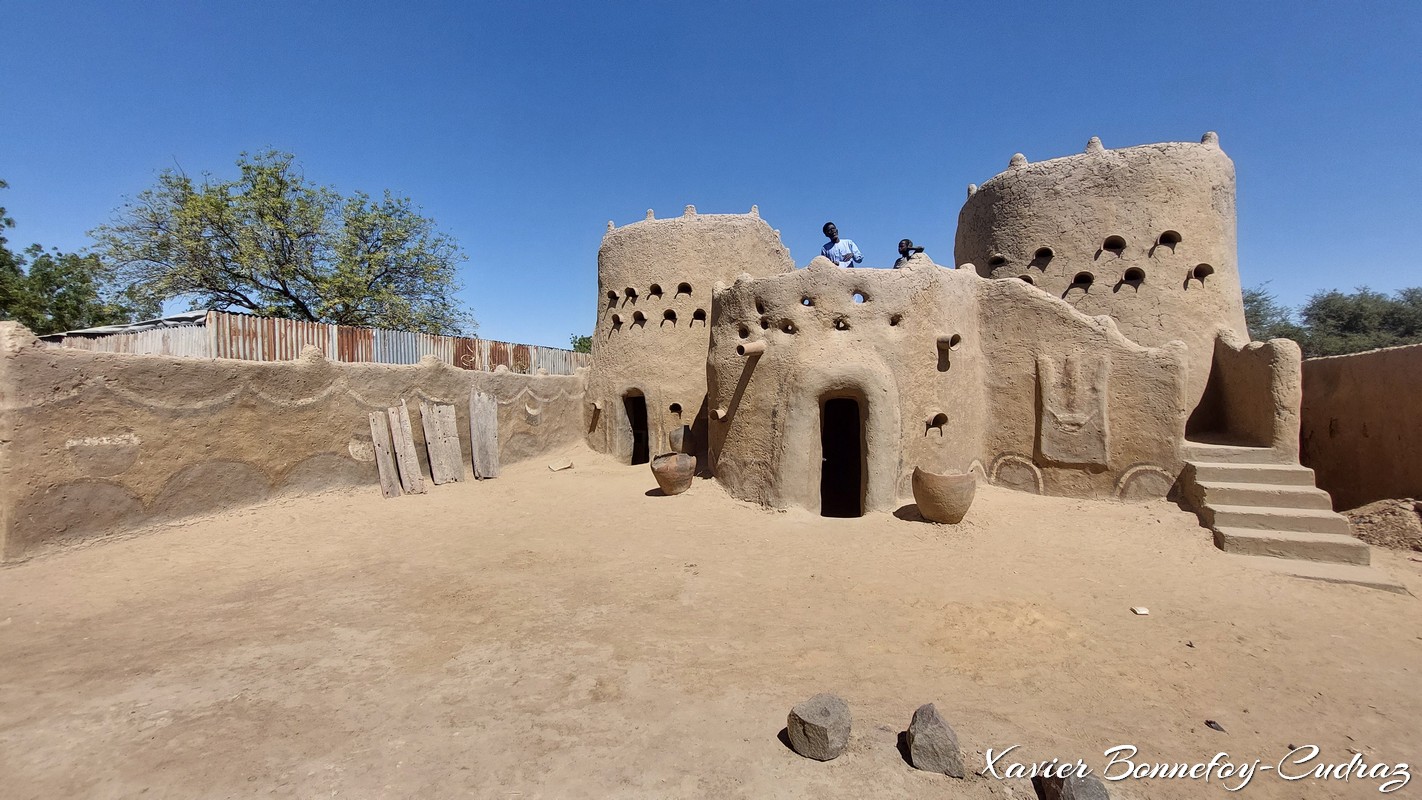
(651, 452, 696, 496)
(911, 467, 976, 524)
(668, 425, 689, 454)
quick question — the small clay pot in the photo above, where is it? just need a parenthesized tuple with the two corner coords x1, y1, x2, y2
(651, 452, 696, 496)
(911, 467, 976, 524)
(668, 425, 689, 454)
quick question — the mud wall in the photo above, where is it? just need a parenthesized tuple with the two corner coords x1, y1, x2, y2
(0, 323, 586, 561)
(976, 277, 1188, 499)
(1300, 344, 1422, 510)
(707, 256, 987, 514)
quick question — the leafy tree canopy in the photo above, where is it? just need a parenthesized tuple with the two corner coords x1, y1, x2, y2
(569, 333, 591, 353)
(1245, 284, 1422, 357)
(0, 180, 154, 335)
(92, 151, 475, 335)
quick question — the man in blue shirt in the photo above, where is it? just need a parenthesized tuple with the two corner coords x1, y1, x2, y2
(821, 222, 863, 267)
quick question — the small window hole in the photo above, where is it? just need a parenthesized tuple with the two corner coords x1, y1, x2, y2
(948, 333, 962, 350)
(648, 283, 663, 298)
(669, 403, 682, 415)
(1103, 236, 1126, 255)
(890, 313, 903, 326)
(607, 290, 618, 307)
(780, 320, 796, 334)
(663, 309, 677, 324)
(987, 254, 1007, 269)
(834, 317, 850, 331)
(755, 299, 766, 314)
(1193, 263, 1214, 281)
(692, 308, 706, 323)
(852, 291, 866, 304)
(625, 287, 638, 301)
(1033, 247, 1054, 264)
(632, 311, 646, 326)
(1018, 274, 1035, 284)
(737, 324, 750, 339)
(1072, 272, 1095, 288)
(801, 296, 813, 307)
(759, 317, 771, 330)
(1157, 230, 1182, 248)
(928, 412, 949, 430)
(1124, 267, 1145, 284)
(677, 282, 692, 296)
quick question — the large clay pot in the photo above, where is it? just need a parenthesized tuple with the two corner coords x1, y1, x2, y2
(911, 467, 976, 524)
(651, 452, 696, 496)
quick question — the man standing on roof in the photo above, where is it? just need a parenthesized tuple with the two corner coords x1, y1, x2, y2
(893, 238, 926, 268)
(821, 222, 863, 267)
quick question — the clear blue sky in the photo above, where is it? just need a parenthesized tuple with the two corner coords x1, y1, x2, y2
(3, 1, 1420, 347)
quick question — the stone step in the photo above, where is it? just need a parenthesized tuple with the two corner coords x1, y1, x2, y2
(1226, 554, 1409, 595)
(1213, 527, 1370, 565)
(1202, 504, 1354, 535)
(1188, 462, 1318, 487)
(1181, 441, 1289, 465)
(1194, 481, 1334, 510)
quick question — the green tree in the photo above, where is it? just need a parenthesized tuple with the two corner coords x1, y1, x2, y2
(92, 151, 475, 335)
(1242, 283, 1305, 342)
(1299, 287, 1422, 356)
(0, 181, 152, 335)
(569, 333, 591, 353)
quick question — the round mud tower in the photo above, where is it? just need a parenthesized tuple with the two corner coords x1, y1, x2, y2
(905, 703, 965, 777)
(787, 693, 851, 761)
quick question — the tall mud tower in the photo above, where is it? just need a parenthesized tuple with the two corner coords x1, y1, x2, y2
(955, 133, 1247, 411)
(587, 207, 793, 464)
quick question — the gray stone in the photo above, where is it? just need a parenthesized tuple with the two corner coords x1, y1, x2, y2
(786, 693, 851, 761)
(1036, 774, 1111, 800)
(905, 703, 965, 777)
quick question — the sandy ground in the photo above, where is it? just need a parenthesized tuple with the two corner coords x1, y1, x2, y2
(3, 445, 1421, 800)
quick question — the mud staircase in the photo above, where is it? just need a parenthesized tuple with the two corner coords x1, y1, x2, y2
(1179, 442, 1407, 594)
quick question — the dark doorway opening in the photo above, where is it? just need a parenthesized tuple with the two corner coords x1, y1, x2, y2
(624, 393, 649, 465)
(821, 397, 864, 517)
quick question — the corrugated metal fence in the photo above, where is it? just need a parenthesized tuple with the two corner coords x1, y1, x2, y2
(53, 311, 590, 375)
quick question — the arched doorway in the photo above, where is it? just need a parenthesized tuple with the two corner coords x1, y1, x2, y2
(623, 391, 649, 465)
(820, 396, 865, 517)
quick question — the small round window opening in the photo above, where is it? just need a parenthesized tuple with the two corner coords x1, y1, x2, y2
(737, 324, 750, 339)
(669, 403, 682, 415)
(1033, 247, 1054, 262)
(625, 287, 638, 301)
(801, 296, 813, 307)
(1123, 267, 1146, 284)
(852, 291, 867, 304)
(1193, 263, 1214, 281)
(1157, 230, 1182, 248)
(780, 320, 797, 334)
(1072, 272, 1095, 288)
(987, 254, 1007, 269)
(677, 282, 692, 296)
(834, 317, 850, 331)
(1103, 236, 1126, 255)
(890, 313, 903, 326)
(663, 309, 677, 323)
(1018, 274, 1035, 284)
(692, 308, 706, 322)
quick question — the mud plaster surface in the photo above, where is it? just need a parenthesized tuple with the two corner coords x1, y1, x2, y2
(2, 444, 1420, 800)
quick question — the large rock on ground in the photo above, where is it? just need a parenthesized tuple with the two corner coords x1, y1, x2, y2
(906, 703, 965, 777)
(787, 693, 851, 761)
(1036, 774, 1111, 799)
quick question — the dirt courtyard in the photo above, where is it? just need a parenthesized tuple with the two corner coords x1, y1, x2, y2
(2, 446, 1419, 799)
